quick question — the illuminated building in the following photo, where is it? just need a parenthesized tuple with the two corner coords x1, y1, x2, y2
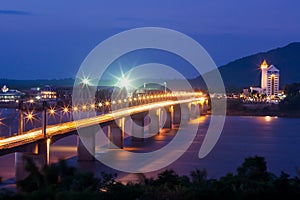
(260, 60, 268, 90)
(260, 60, 280, 97)
(0, 85, 24, 102)
(41, 85, 57, 100)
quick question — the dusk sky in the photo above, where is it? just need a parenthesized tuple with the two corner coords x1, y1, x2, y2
(1, 0, 300, 79)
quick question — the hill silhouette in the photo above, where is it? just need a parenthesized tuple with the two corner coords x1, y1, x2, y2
(1, 42, 300, 93)
(217, 42, 300, 92)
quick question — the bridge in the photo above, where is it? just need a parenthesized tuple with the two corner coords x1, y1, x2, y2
(0, 91, 208, 181)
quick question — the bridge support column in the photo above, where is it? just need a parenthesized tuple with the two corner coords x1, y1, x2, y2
(181, 103, 190, 124)
(15, 152, 46, 182)
(148, 109, 160, 136)
(77, 126, 96, 161)
(172, 104, 181, 127)
(190, 103, 200, 119)
(162, 106, 172, 129)
(15, 140, 49, 182)
(199, 101, 208, 115)
(131, 113, 146, 141)
(108, 118, 124, 149)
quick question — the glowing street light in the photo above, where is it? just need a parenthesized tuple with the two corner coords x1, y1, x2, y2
(27, 113, 33, 119)
(82, 78, 90, 85)
(63, 107, 69, 113)
(73, 106, 78, 111)
(49, 109, 55, 115)
(118, 75, 130, 89)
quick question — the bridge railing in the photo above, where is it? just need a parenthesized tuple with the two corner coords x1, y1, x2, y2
(0, 91, 206, 139)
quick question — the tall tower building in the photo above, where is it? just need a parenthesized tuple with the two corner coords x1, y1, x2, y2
(260, 60, 280, 97)
(266, 65, 280, 97)
(260, 59, 268, 91)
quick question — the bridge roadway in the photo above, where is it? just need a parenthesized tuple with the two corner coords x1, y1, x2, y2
(0, 97, 203, 152)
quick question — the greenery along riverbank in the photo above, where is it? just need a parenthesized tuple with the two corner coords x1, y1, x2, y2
(226, 99, 300, 118)
(1, 155, 300, 200)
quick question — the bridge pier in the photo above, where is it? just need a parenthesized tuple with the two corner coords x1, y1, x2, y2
(77, 126, 96, 161)
(107, 118, 124, 149)
(172, 104, 181, 127)
(189, 103, 200, 119)
(199, 100, 208, 115)
(181, 103, 190, 124)
(162, 106, 172, 129)
(131, 113, 146, 141)
(148, 109, 160, 136)
(15, 139, 50, 182)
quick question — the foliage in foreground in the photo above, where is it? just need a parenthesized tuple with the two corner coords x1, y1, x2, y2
(1, 155, 300, 200)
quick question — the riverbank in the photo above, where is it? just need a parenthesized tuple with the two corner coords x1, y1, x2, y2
(225, 109, 300, 118)
(224, 100, 300, 118)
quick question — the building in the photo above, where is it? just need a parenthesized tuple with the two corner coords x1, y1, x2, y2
(40, 85, 57, 101)
(260, 60, 280, 98)
(0, 85, 24, 102)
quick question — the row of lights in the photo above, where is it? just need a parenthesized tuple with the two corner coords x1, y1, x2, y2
(1, 91, 206, 128)
(25, 91, 206, 115)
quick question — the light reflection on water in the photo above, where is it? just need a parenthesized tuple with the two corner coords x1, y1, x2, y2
(0, 115, 300, 184)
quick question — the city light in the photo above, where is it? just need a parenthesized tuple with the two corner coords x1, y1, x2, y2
(27, 113, 33, 119)
(73, 106, 78, 111)
(49, 109, 55, 115)
(25, 111, 36, 124)
(82, 78, 90, 85)
(118, 75, 130, 89)
(260, 59, 268, 69)
(63, 107, 69, 113)
(265, 116, 272, 122)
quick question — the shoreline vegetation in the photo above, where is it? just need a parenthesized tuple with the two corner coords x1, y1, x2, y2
(1, 155, 300, 199)
(224, 99, 300, 118)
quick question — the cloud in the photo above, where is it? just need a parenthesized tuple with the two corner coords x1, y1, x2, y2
(0, 10, 32, 16)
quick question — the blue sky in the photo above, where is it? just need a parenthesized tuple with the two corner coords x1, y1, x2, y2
(1, 0, 300, 79)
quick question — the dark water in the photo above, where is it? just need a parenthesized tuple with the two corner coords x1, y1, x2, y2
(1, 115, 300, 185)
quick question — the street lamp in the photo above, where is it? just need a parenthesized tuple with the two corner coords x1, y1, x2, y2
(42, 101, 48, 138)
(82, 77, 90, 85)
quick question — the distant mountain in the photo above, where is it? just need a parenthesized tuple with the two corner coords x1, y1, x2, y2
(216, 42, 300, 92)
(2, 42, 300, 93)
(0, 78, 75, 90)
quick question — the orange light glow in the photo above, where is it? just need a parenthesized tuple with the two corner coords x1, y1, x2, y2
(265, 116, 271, 122)
(49, 109, 55, 114)
(261, 59, 268, 69)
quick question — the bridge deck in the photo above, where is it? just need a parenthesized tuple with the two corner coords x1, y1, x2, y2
(0, 98, 202, 151)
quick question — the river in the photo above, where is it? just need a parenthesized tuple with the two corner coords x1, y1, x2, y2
(1, 111, 300, 185)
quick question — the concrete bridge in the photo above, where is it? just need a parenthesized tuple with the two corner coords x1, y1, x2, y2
(0, 92, 208, 181)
